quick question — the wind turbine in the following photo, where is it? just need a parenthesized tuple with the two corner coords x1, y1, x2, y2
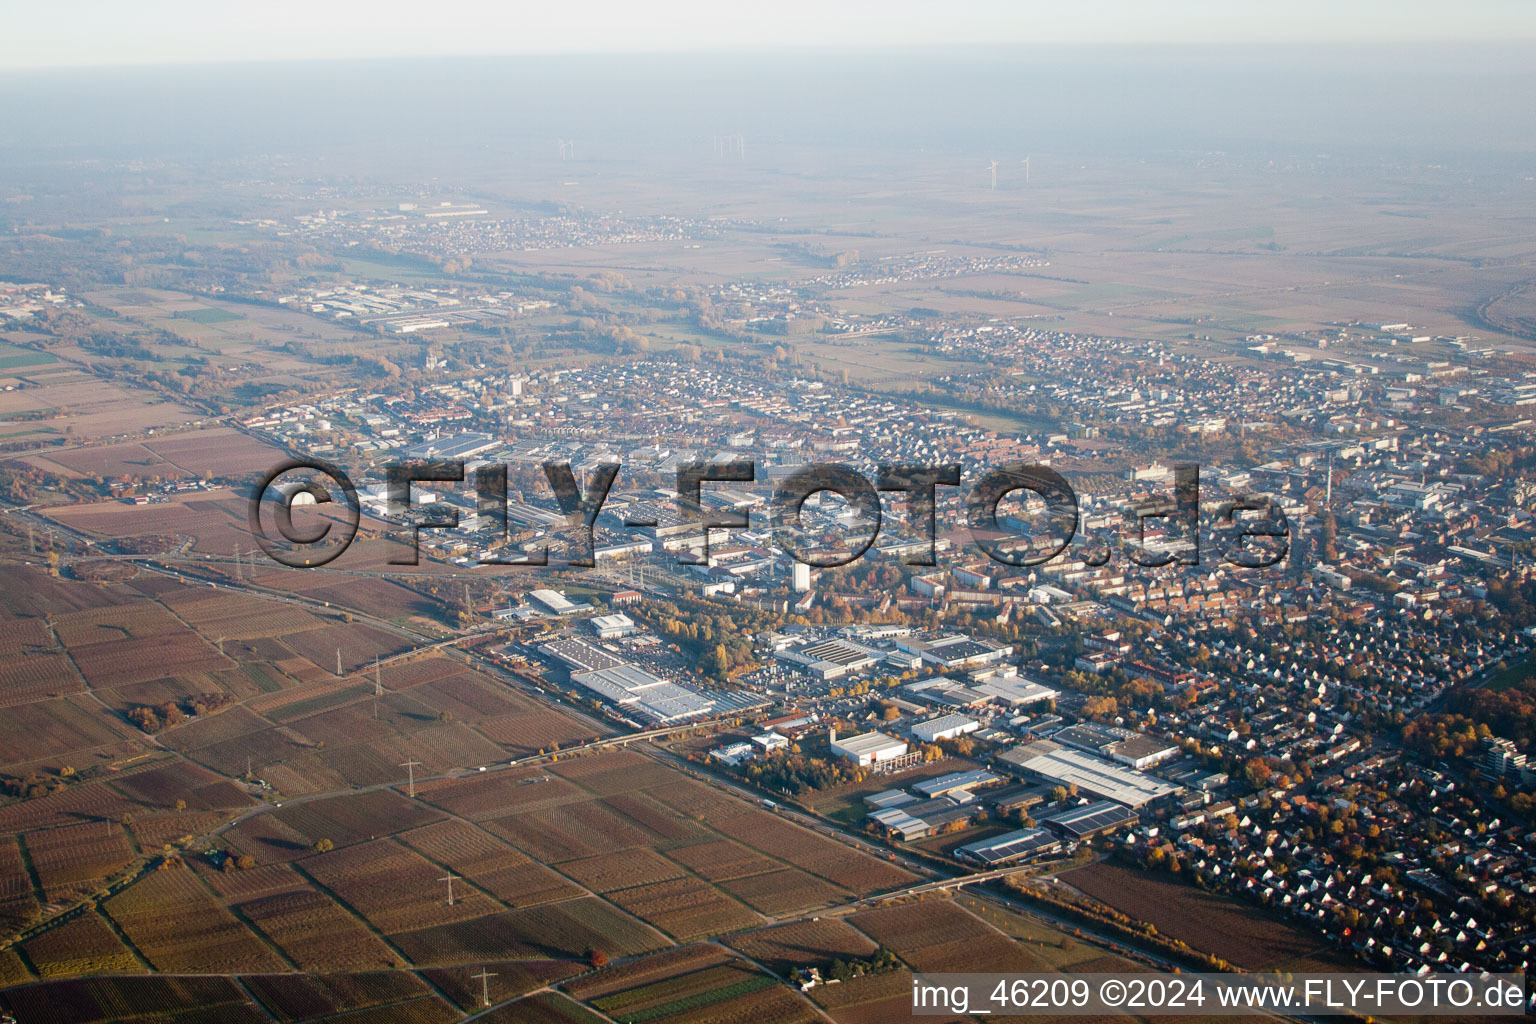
(987, 160, 999, 191)
(1020, 155, 1031, 185)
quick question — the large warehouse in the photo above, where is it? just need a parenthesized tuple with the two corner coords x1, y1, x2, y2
(829, 730, 909, 767)
(1008, 745, 1180, 808)
(911, 713, 980, 743)
(571, 664, 715, 725)
(1039, 800, 1140, 839)
(955, 827, 1063, 866)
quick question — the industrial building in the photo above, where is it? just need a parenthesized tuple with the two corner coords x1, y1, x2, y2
(774, 638, 882, 680)
(1003, 743, 1180, 808)
(911, 713, 981, 743)
(912, 769, 998, 800)
(401, 432, 499, 460)
(529, 589, 591, 616)
(903, 674, 1057, 711)
(570, 664, 715, 725)
(1039, 800, 1140, 839)
(972, 675, 1059, 707)
(588, 613, 638, 639)
(540, 637, 627, 673)
(954, 827, 1062, 866)
(1052, 722, 1180, 769)
(896, 634, 1013, 668)
(829, 730, 909, 767)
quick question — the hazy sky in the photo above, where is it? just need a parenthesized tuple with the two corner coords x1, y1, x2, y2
(7, 0, 1536, 70)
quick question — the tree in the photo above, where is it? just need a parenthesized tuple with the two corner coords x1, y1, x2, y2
(314, 838, 334, 853)
(174, 798, 187, 812)
(587, 948, 608, 969)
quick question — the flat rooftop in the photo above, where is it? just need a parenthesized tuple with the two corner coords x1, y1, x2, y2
(1015, 747, 1180, 808)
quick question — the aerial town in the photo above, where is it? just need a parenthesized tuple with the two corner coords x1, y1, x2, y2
(0, 18, 1533, 1024)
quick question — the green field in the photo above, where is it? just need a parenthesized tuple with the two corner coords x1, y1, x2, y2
(0, 342, 57, 369)
(173, 307, 246, 324)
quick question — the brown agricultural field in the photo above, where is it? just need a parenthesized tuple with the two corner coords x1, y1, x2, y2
(51, 603, 187, 647)
(272, 788, 443, 849)
(142, 427, 286, 478)
(238, 888, 401, 971)
(299, 839, 494, 933)
(0, 975, 253, 1024)
(0, 695, 130, 768)
(277, 622, 410, 675)
(666, 838, 783, 881)
(587, 960, 783, 1020)
(478, 992, 609, 1024)
(712, 808, 917, 894)
(0, 776, 141, 833)
(0, 568, 122, 619)
(396, 822, 586, 908)
(104, 866, 288, 974)
(484, 798, 659, 865)
(45, 497, 243, 547)
(376, 654, 469, 690)
(413, 769, 588, 820)
(24, 822, 135, 901)
(165, 591, 332, 642)
(640, 984, 820, 1024)
(20, 910, 142, 977)
(725, 917, 878, 976)
(404, 670, 531, 721)
(564, 943, 733, 1001)
(1059, 860, 1353, 970)
(850, 898, 1046, 974)
(719, 867, 847, 916)
(128, 808, 232, 851)
(0, 837, 41, 937)
(600, 792, 714, 845)
(424, 959, 581, 1011)
(0, 616, 51, 655)
(384, 897, 668, 965)
(548, 748, 681, 795)
(645, 776, 770, 827)
(36, 440, 194, 481)
(557, 847, 687, 893)
(108, 760, 254, 812)
(278, 994, 461, 1024)
(0, 653, 85, 706)
(603, 875, 762, 942)
(242, 971, 431, 1023)
(68, 632, 230, 690)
